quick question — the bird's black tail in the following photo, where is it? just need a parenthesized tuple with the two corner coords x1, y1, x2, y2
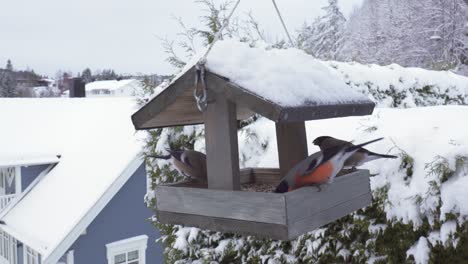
(147, 154, 171, 160)
(345, 137, 384, 153)
(274, 181, 289, 193)
(369, 152, 398, 159)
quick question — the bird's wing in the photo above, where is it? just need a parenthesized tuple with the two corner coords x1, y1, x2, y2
(181, 153, 192, 167)
(303, 159, 318, 174)
(300, 155, 323, 176)
(322, 137, 353, 150)
(185, 150, 207, 169)
(301, 144, 347, 176)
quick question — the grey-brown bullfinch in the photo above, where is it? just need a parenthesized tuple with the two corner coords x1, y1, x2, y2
(313, 136, 397, 169)
(274, 138, 384, 193)
(148, 149, 207, 182)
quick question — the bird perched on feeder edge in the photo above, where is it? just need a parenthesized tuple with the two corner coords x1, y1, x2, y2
(313, 135, 397, 169)
(274, 137, 384, 193)
(148, 149, 207, 182)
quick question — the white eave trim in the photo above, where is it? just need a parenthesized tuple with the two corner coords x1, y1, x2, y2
(0, 163, 57, 254)
(0, 156, 61, 168)
(43, 153, 144, 264)
(0, 163, 57, 219)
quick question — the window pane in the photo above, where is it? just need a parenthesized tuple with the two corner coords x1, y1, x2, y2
(128, 250, 139, 261)
(114, 253, 126, 264)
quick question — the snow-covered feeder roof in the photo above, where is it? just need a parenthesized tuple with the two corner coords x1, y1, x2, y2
(0, 98, 143, 262)
(132, 40, 374, 129)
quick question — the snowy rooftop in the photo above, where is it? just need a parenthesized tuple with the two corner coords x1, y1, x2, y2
(133, 40, 374, 129)
(85, 79, 139, 91)
(0, 98, 143, 259)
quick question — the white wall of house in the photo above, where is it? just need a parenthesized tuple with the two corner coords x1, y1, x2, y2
(85, 80, 142, 97)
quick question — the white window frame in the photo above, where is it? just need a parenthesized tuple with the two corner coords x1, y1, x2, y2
(0, 166, 21, 195)
(57, 250, 74, 264)
(23, 245, 39, 264)
(14, 166, 21, 195)
(0, 230, 18, 264)
(106, 235, 148, 264)
(66, 250, 74, 264)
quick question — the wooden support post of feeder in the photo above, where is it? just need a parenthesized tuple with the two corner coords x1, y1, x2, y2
(204, 91, 240, 190)
(276, 122, 308, 177)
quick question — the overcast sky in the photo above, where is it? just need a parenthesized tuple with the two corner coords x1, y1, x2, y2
(0, 0, 363, 77)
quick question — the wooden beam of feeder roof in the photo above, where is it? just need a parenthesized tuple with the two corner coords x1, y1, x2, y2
(132, 67, 200, 129)
(132, 66, 375, 130)
(131, 67, 254, 130)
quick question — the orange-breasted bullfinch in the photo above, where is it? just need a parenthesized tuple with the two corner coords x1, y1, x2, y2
(274, 138, 384, 193)
(148, 149, 207, 182)
(313, 136, 397, 169)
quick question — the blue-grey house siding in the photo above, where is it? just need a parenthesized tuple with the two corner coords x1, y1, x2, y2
(13, 165, 50, 264)
(21, 165, 49, 192)
(67, 163, 163, 264)
(17, 244, 23, 264)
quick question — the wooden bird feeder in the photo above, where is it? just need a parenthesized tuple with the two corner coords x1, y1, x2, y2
(132, 61, 376, 240)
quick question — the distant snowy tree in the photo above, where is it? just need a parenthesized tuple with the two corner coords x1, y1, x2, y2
(0, 71, 18, 97)
(421, 0, 468, 70)
(81, 68, 93, 83)
(95, 69, 118, 81)
(297, 0, 346, 60)
(56, 71, 72, 92)
(339, 0, 391, 64)
(0, 59, 18, 97)
(339, 0, 468, 73)
(5, 59, 13, 71)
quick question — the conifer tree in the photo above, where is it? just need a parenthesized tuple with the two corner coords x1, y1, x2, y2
(0, 71, 18, 97)
(81, 68, 93, 83)
(298, 0, 346, 60)
(6, 59, 13, 71)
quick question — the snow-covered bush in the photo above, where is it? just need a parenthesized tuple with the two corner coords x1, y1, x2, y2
(141, 1, 468, 262)
(326, 61, 468, 108)
(143, 62, 468, 263)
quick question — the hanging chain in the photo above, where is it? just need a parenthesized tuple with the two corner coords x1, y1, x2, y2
(193, 0, 241, 112)
(200, 0, 241, 64)
(193, 0, 294, 111)
(271, 0, 294, 47)
(194, 63, 208, 112)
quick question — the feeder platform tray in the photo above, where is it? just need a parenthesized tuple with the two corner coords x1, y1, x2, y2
(155, 168, 371, 240)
